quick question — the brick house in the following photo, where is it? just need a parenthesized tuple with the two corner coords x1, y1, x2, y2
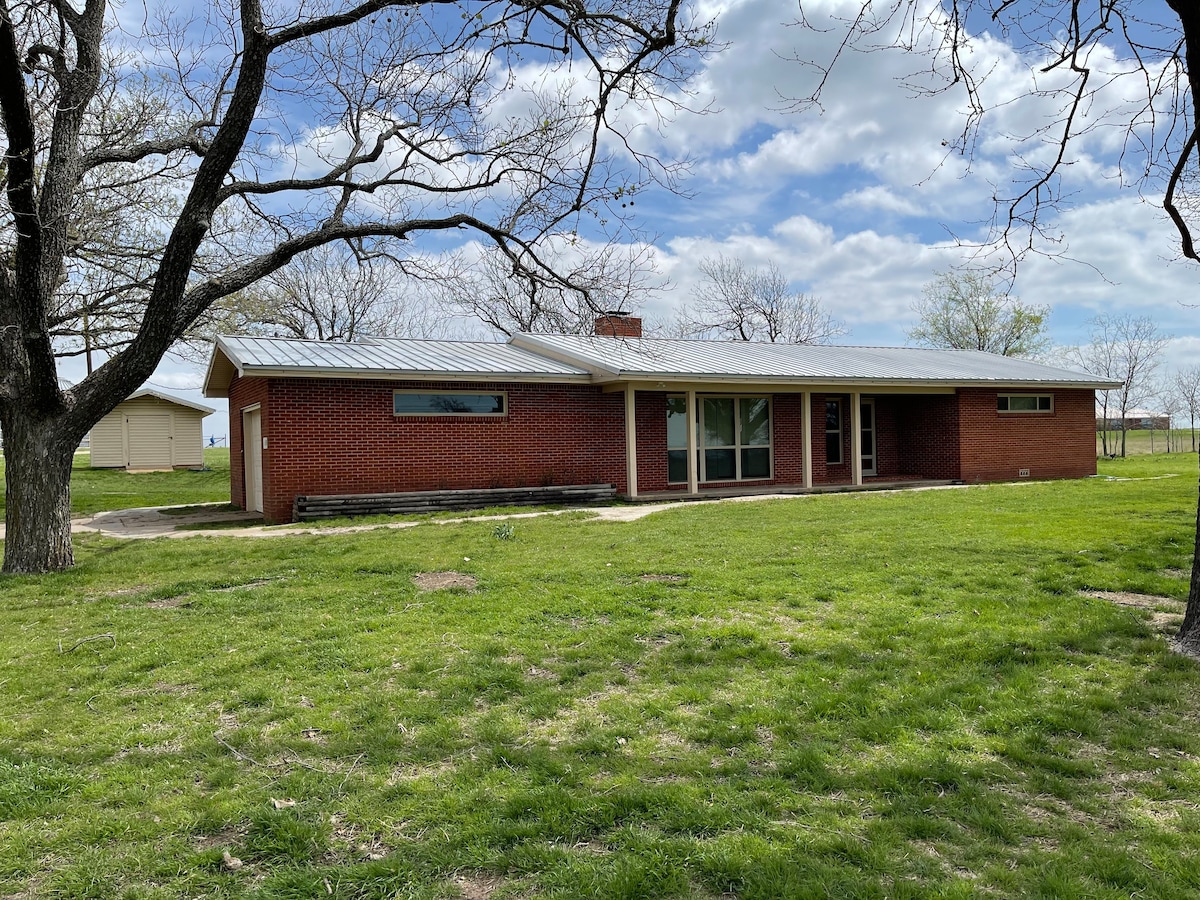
(203, 316, 1117, 522)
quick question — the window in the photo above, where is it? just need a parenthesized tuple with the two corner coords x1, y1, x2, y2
(997, 394, 1052, 413)
(393, 391, 506, 416)
(666, 395, 772, 483)
(666, 396, 689, 483)
(826, 399, 843, 465)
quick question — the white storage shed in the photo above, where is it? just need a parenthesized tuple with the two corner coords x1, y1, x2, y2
(89, 389, 215, 470)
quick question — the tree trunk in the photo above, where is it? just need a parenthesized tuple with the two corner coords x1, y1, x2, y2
(2, 414, 75, 573)
(1179, 463, 1200, 654)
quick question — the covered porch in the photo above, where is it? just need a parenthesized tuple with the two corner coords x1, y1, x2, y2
(614, 383, 962, 499)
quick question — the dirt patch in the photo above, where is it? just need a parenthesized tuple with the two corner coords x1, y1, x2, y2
(413, 571, 477, 591)
(1084, 590, 1186, 635)
(640, 573, 687, 583)
(153, 680, 195, 695)
(329, 814, 391, 862)
(143, 596, 192, 610)
(387, 759, 457, 785)
(193, 825, 246, 852)
(210, 578, 285, 593)
(453, 874, 505, 900)
(1081, 590, 1181, 611)
(1163, 568, 1191, 580)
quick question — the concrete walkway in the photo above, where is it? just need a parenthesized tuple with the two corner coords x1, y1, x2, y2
(0, 480, 1000, 542)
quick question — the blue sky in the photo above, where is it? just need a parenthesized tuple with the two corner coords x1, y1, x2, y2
(80, 0, 1198, 437)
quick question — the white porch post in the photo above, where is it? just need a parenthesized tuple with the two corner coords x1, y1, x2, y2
(801, 392, 812, 490)
(686, 389, 699, 495)
(624, 384, 638, 498)
(850, 391, 863, 486)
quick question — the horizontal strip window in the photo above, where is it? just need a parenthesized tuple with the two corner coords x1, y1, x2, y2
(997, 394, 1052, 413)
(394, 391, 506, 416)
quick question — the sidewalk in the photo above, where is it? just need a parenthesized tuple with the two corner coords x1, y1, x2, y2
(0, 480, 986, 543)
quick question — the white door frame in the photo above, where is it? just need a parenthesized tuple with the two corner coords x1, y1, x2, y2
(242, 405, 263, 514)
(860, 398, 877, 477)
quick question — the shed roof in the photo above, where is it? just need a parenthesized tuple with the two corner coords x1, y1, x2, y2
(203, 334, 593, 397)
(511, 334, 1119, 388)
(125, 388, 215, 415)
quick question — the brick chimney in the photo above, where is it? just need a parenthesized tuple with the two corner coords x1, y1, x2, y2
(594, 311, 642, 338)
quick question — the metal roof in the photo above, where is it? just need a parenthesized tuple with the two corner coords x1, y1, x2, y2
(203, 334, 592, 396)
(203, 332, 1120, 398)
(511, 333, 1119, 388)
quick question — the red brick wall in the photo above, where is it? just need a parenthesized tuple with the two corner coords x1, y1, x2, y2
(250, 378, 627, 522)
(957, 388, 1097, 482)
(895, 394, 961, 480)
(811, 394, 852, 485)
(228, 378, 1098, 518)
(228, 375, 269, 510)
(634, 392, 673, 492)
(871, 397, 900, 478)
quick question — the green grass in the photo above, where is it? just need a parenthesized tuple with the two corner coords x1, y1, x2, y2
(1098, 429, 1199, 456)
(1, 453, 1199, 898)
(0, 449, 231, 516)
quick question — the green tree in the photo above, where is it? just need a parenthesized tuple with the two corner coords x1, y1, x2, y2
(907, 271, 1050, 357)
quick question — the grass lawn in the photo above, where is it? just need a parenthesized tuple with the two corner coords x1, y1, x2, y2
(1, 455, 1199, 898)
(0, 449, 231, 516)
(1098, 429, 1198, 457)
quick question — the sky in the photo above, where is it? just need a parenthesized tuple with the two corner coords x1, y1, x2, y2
(75, 0, 1199, 438)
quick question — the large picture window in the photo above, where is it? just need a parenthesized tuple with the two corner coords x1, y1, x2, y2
(667, 395, 772, 483)
(393, 391, 506, 416)
(826, 399, 843, 465)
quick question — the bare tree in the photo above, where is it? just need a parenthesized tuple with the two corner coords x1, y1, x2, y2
(441, 242, 657, 336)
(790, 1, 1200, 651)
(0, 0, 709, 573)
(1155, 381, 1183, 453)
(1070, 315, 1168, 459)
(907, 271, 1050, 358)
(1173, 366, 1200, 452)
(247, 245, 441, 342)
(677, 256, 846, 343)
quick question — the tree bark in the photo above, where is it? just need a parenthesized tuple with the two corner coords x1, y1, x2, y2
(1180, 459, 1200, 653)
(2, 413, 75, 573)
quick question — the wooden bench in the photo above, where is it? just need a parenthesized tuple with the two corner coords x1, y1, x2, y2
(293, 483, 617, 520)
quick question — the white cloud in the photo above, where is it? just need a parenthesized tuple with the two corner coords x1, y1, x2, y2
(835, 186, 924, 216)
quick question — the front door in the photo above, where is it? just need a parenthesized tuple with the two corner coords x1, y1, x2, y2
(242, 407, 263, 514)
(860, 399, 876, 477)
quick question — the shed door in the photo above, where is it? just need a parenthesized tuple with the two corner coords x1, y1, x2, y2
(243, 407, 263, 514)
(126, 414, 172, 469)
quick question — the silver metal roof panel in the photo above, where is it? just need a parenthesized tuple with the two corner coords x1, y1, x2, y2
(510, 334, 1118, 387)
(213, 335, 592, 379)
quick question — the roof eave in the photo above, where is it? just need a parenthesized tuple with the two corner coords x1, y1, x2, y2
(602, 373, 1121, 390)
(234, 366, 594, 385)
(129, 389, 216, 415)
(202, 339, 242, 398)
